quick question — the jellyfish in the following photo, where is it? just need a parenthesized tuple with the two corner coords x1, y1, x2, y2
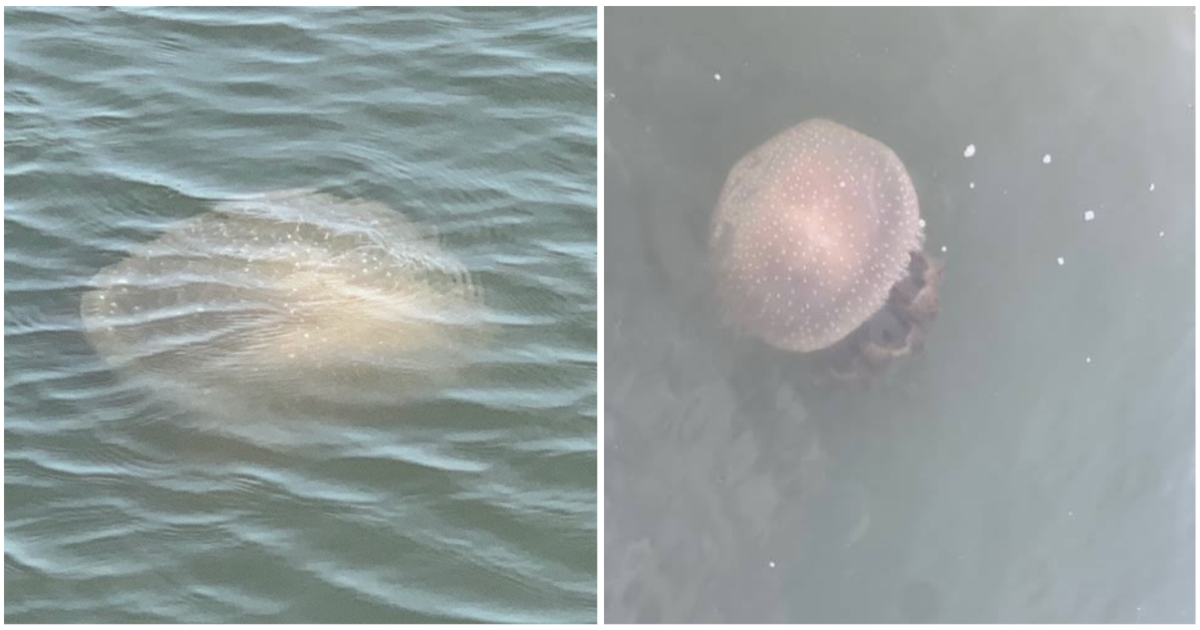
(709, 119, 941, 380)
(81, 189, 488, 421)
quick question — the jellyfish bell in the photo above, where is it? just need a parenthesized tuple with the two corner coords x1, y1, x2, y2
(80, 189, 489, 431)
(709, 119, 941, 380)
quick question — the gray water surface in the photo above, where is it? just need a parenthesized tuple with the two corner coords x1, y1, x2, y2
(605, 7, 1193, 623)
(6, 6, 597, 623)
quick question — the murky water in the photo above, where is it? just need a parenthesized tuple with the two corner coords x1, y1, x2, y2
(605, 7, 1193, 623)
(6, 7, 597, 623)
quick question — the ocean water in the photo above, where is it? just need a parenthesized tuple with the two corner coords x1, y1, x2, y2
(605, 7, 1193, 623)
(6, 6, 596, 623)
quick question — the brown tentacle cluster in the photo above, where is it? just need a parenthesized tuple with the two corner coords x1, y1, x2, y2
(817, 250, 942, 382)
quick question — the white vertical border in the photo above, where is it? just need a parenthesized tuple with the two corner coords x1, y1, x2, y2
(595, 4, 605, 625)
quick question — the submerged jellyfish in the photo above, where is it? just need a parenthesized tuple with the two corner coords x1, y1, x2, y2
(81, 189, 487, 417)
(709, 119, 941, 379)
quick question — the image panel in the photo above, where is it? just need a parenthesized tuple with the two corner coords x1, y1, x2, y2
(604, 7, 1193, 624)
(6, 6, 597, 624)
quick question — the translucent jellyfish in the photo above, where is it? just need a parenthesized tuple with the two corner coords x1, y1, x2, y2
(710, 119, 941, 380)
(81, 189, 488, 421)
